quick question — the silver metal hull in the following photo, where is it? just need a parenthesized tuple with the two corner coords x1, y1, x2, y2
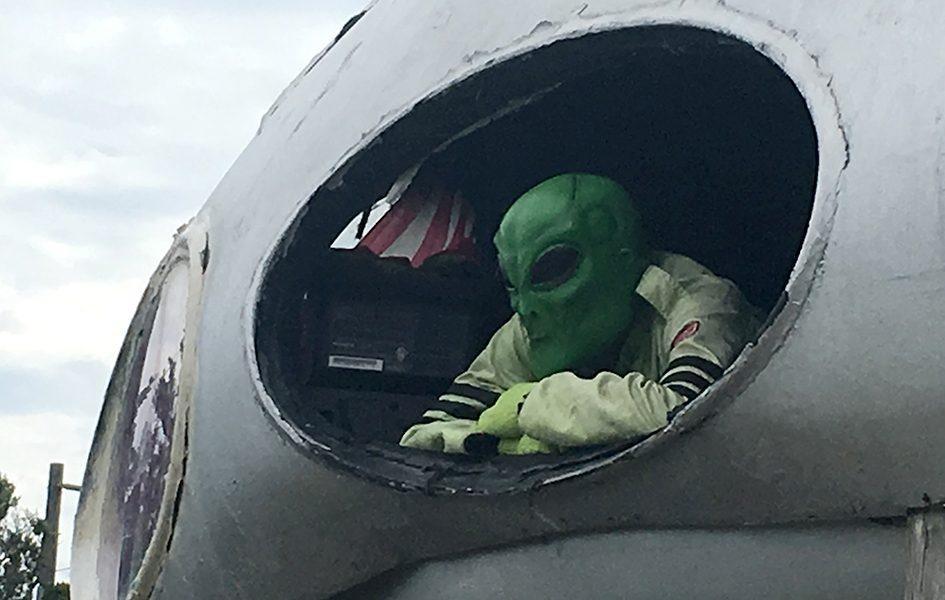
(72, 1, 945, 598)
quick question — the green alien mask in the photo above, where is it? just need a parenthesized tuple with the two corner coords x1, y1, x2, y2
(494, 173, 649, 379)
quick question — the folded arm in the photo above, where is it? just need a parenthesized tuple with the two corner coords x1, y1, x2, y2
(519, 309, 755, 447)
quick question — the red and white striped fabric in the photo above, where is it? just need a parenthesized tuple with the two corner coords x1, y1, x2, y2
(357, 183, 478, 267)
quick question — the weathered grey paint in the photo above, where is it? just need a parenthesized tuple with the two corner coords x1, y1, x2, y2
(73, 1, 945, 598)
(344, 522, 906, 600)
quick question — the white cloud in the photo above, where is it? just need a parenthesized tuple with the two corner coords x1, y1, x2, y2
(154, 16, 190, 47)
(63, 16, 128, 52)
(27, 236, 97, 268)
(0, 278, 142, 370)
(0, 0, 365, 585)
(0, 147, 166, 192)
(1, 155, 97, 190)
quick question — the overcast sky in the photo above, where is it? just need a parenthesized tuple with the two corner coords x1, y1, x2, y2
(0, 0, 364, 582)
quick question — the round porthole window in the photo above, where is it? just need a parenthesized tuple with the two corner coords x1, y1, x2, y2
(72, 244, 192, 599)
(251, 24, 837, 494)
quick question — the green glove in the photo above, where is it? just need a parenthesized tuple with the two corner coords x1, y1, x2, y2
(498, 435, 556, 455)
(478, 382, 536, 439)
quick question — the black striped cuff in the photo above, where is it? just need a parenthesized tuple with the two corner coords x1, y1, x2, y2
(433, 399, 482, 420)
(446, 383, 501, 407)
(661, 369, 714, 392)
(665, 382, 699, 400)
(662, 355, 723, 381)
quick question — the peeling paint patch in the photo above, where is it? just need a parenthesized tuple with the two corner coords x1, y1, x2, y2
(257, 9, 369, 136)
(292, 42, 364, 136)
(199, 234, 210, 273)
(529, 20, 557, 36)
(74, 255, 190, 600)
(161, 413, 188, 556)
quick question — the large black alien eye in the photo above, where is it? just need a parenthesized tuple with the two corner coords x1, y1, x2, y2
(529, 245, 580, 289)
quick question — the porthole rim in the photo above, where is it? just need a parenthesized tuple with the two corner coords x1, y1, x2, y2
(243, 14, 848, 495)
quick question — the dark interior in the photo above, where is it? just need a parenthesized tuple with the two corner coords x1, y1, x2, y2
(253, 25, 818, 490)
(285, 249, 510, 441)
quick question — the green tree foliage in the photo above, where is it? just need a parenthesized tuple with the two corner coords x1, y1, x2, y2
(0, 474, 43, 600)
(0, 478, 14, 522)
(44, 582, 71, 600)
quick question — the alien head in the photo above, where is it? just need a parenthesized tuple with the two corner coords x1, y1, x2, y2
(494, 173, 649, 378)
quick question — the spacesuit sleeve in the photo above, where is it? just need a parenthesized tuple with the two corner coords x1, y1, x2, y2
(399, 315, 534, 452)
(518, 302, 759, 448)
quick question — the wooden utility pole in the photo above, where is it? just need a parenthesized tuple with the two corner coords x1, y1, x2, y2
(36, 463, 63, 595)
(905, 505, 945, 600)
(36, 463, 81, 600)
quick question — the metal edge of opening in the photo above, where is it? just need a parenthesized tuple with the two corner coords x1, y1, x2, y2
(242, 7, 848, 496)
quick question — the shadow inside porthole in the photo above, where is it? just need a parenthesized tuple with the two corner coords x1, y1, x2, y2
(252, 24, 819, 494)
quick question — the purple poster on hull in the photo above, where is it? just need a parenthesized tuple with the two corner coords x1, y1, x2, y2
(103, 261, 188, 598)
